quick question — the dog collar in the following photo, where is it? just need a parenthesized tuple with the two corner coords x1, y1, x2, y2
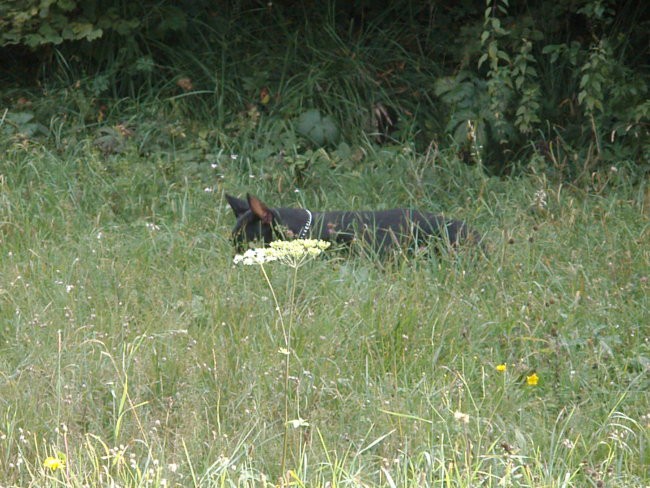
(298, 209, 312, 239)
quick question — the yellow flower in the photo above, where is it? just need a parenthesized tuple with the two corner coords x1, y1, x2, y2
(526, 373, 539, 386)
(496, 364, 507, 372)
(43, 455, 65, 471)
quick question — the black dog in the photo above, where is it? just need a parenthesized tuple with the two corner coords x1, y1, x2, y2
(226, 194, 484, 254)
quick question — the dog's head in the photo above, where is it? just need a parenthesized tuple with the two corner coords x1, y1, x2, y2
(226, 194, 279, 249)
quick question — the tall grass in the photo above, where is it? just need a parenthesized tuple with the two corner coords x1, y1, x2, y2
(0, 124, 647, 486)
(1, 5, 648, 481)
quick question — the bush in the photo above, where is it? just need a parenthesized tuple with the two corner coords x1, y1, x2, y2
(1, 0, 648, 177)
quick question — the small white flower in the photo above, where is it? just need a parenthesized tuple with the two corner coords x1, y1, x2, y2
(233, 248, 279, 265)
(287, 418, 309, 428)
(454, 411, 470, 424)
(562, 438, 575, 449)
(533, 189, 548, 208)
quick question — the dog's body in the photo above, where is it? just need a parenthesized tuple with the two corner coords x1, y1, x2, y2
(226, 194, 483, 254)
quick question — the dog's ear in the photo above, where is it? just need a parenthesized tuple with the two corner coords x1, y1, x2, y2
(226, 194, 250, 217)
(247, 194, 274, 224)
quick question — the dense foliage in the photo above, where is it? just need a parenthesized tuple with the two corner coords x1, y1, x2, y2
(1, 0, 648, 174)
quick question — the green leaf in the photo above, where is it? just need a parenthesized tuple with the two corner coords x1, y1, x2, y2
(91, 74, 109, 95)
(134, 56, 154, 73)
(488, 41, 497, 60)
(70, 22, 102, 41)
(497, 50, 511, 63)
(433, 76, 457, 97)
(56, 0, 77, 12)
(333, 142, 352, 160)
(515, 76, 524, 90)
(24, 34, 45, 47)
(578, 91, 587, 104)
(7, 111, 35, 124)
(296, 109, 340, 146)
(37, 23, 63, 44)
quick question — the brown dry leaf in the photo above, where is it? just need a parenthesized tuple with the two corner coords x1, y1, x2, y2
(115, 123, 133, 138)
(177, 77, 193, 91)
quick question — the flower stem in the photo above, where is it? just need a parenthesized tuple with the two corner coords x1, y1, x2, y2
(259, 263, 292, 476)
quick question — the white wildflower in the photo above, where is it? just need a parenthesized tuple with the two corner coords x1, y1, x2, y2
(533, 189, 548, 209)
(454, 411, 470, 424)
(287, 418, 309, 428)
(233, 239, 330, 267)
(562, 438, 575, 449)
(233, 248, 278, 265)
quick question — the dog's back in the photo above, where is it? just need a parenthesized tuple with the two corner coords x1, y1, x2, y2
(315, 208, 480, 251)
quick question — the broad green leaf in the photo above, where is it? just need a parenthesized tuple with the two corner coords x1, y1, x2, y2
(7, 111, 35, 124)
(56, 0, 77, 12)
(488, 41, 497, 60)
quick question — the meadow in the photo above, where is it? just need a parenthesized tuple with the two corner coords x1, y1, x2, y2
(0, 126, 648, 487)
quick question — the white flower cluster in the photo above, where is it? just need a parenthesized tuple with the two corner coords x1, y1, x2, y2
(233, 239, 331, 266)
(233, 248, 277, 266)
(533, 189, 548, 209)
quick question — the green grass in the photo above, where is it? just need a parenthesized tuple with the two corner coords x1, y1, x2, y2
(0, 126, 647, 487)
(1, 2, 647, 484)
